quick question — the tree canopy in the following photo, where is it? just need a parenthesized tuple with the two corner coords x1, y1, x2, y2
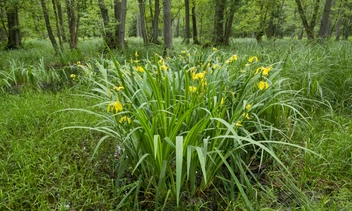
(0, 0, 351, 50)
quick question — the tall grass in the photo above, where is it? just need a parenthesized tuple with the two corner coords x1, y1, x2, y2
(0, 39, 106, 92)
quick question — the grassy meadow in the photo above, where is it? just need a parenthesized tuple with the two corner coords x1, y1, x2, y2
(0, 38, 351, 210)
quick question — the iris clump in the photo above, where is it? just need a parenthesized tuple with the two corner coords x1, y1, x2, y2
(76, 48, 310, 210)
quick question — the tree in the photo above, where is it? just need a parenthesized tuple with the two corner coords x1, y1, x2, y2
(184, 0, 190, 43)
(335, 0, 346, 41)
(56, 0, 67, 42)
(275, 0, 286, 38)
(318, 0, 333, 39)
(98, 0, 116, 48)
(0, 7, 7, 42)
(294, 0, 321, 40)
(115, 0, 127, 49)
(163, 0, 172, 56)
(137, 0, 148, 45)
(191, 0, 199, 44)
(224, 0, 240, 45)
(66, 0, 80, 49)
(40, 0, 59, 53)
(265, 0, 286, 39)
(5, 2, 21, 49)
(255, 0, 277, 42)
(343, 5, 352, 40)
(151, 0, 161, 44)
(213, 0, 225, 44)
(336, 0, 352, 40)
(98, 0, 127, 50)
(212, 0, 239, 45)
(51, 0, 63, 50)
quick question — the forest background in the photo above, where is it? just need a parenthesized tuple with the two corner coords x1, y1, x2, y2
(1, 0, 351, 51)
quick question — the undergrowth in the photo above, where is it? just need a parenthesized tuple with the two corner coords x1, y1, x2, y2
(0, 38, 351, 210)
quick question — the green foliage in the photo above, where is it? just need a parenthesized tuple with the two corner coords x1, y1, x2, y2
(1, 38, 352, 210)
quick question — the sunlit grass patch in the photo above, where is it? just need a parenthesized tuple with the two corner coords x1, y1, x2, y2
(0, 90, 119, 210)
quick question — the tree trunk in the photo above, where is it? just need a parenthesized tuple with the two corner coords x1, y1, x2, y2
(176, 17, 180, 37)
(335, 17, 342, 41)
(191, 5, 200, 44)
(275, 0, 285, 38)
(57, 2, 67, 42)
(184, 0, 190, 43)
(335, 0, 348, 41)
(213, 0, 226, 44)
(256, 1, 269, 43)
(318, 0, 333, 39)
(309, 0, 321, 35)
(5, 6, 21, 50)
(267, 14, 274, 39)
(74, 1, 80, 46)
(65, 0, 79, 49)
(40, 0, 59, 53)
(152, 0, 160, 44)
(148, 0, 153, 28)
(99, 0, 116, 48)
(295, 0, 320, 40)
(223, 0, 239, 45)
(138, 0, 148, 45)
(291, 8, 297, 38)
(136, 15, 140, 36)
(344, 16, 351, 40)
(114, 0, 121, 37)
(163, 0, 172, 56)
(99, 0, 110, 30)
(340, 0, 351, 40)
(298, 26, 304, 40)
(0, 7, 8, 42)
(52, 0, 63, 51)
(116, 0, 127, 49)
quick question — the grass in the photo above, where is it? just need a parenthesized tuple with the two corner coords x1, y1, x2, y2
(0, 38, 351, 210)
(0, 90, 121, 210)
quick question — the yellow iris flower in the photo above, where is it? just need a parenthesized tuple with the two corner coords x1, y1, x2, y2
(107, 98, 123, 113)
(258, 81, 269, 90)
(255, 66, 273, 76)
(225, 54, 238, 64)
(220, 97, 225, 107)
(189, 86, 197, 93)
(114, 86, 124, 91)
(192, 71, 206, 80)
(136, 66, 144, 73)
(119, 116, 131, 124)
(160, 65, 168, 71)
(242, 113, 250, 119)
(248, 56, 258, 63)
